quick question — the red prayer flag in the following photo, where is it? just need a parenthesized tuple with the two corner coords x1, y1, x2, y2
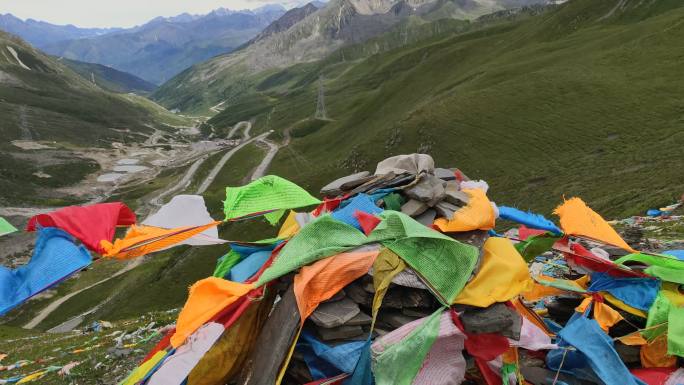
(27, 202, 136, 255)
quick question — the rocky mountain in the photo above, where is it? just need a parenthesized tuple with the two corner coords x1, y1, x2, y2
(247, 2, 321, 45)
(152, 0, 558, 112)
(58, 58, 157, 94)
(0, 14, 120, 48)
(40, 6, 286, 84)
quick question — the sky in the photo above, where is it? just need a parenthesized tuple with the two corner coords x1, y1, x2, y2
(0, 0, 300, 28)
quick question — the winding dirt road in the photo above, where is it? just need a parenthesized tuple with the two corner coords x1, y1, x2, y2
(251, 137, 279, 181)
(196, 122, 273, 194)
(23, 258, 142, 329)
(14, 120, 284, 330)
(149, 155, 210, 208)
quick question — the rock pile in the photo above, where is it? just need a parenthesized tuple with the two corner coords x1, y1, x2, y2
(122, 153, 684, 385)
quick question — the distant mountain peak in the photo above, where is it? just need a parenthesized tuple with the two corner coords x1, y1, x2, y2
(0, 13, 122, 48)
(36, 6, 286, 84)
(253, 4, 289, 13)
(248, 2, 321, 44)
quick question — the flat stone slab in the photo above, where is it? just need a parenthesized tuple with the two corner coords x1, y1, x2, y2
(414, 208, 436, 226)
(322, 289, 346, 304)
(317, 324, 364, 341)
(346, 282, 372, 307)
(405, 174, 445, 204)
(379, 311, 420, 329)
(320, 171, 371, 196)
(461, 303, 522, 339)
(434, 167, 456, 181)
(345, 311, 372, 326)
(435, 201, 460, 219)
(444, 181, 470, 206)
(310, 298, 360, 328)
(401, 199, 429, 217)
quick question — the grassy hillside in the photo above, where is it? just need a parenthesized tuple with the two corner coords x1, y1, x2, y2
(204, 0, 684, 218)
(0, 30, 187, 206)
(59, 58, 157, 94)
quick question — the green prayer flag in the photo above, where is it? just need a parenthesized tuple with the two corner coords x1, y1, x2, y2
(645, 265, 684, 285)
(514, 233, 560, 262)
(382, 193, 404, 211)
(213, 250, 242, 278)
(642, 286, 684, 357)
(501, 363, 518, 381)
(372, 307, 443, 385)
(255, 210, 478, 305)
(263, 209, 286, 226)
(667, 303, 684, 357)
(616, 253, 684, 284)
(368, 211, 479, 304)
(643, 290, 670, 341)
(255, 215, 368, 286)
(0, 217, 17, 237)
(535, 277, 587, 293)
(223, 175, 320, 221)
(616, 253, 684, 271)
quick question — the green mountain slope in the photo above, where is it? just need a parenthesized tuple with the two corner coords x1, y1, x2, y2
(206, 0, 684, 218)
(59, 58, 157, 94)
(152, 0, 557, 113)
(0, 31, 184, 206)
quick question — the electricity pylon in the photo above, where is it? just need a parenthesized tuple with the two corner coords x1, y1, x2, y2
(315, 75, 327, 120)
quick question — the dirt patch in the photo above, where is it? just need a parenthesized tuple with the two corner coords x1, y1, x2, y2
(11, 140, 53, 150)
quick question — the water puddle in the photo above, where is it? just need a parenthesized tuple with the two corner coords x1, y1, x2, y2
(113, 165, 149, 173)
(116, 158, 140, 165)
(97, 173, 125, 182)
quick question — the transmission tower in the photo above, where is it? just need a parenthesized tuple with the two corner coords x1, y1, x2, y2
(315, 75, 327, 120)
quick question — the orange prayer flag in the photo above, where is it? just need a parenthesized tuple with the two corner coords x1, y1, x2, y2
(293, 246, 379, 323)
(575, 298, 623, 333)
(101, 222, 221, 259)
(641, 334, 677, 368)
(553, 198, 635, 252)
(433, 188, 496, 232)
(523, 282, 565, 302)
(594, 301, 624, 332)
(618, 332, 648, 346)
(171, 277, 253, 348)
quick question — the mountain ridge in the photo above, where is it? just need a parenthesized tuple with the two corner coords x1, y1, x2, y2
(152, 0, 558, 112)
(0, 13, 121, 48)
(12, 7, 286, 84)
(58, 58, 157, 94)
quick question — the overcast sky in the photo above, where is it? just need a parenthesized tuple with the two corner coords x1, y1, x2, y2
(0, 0, 296, 28)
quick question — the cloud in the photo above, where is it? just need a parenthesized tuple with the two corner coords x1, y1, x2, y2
(0, 0, 284, 28)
